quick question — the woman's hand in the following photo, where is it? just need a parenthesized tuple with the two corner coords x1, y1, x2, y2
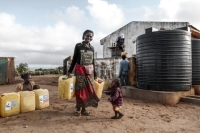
(68, 73, 72, 78)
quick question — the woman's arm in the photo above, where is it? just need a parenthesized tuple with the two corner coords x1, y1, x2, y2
(68, 44, 79, 73)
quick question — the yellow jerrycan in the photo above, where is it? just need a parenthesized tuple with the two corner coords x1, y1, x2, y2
(33, 89, 49, 109)
(103, 79, 111, 91)
(58, 75, 76, 100)
(0, 92, 20, 117)
(94, 78, 104, 98)
(19, 91, 35, 113)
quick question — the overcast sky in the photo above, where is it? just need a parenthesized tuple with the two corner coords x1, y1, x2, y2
(0, 0, 200, 69)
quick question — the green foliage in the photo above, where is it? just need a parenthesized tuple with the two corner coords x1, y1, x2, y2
(15, 69, 20, 76)
(16, 63, 29, 75)
(15, 63, 63, 76)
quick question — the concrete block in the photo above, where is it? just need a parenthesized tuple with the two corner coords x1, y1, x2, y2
(180, 96, 200, 105)
(192, 85, 200, 95)
(122, 86, 194, 105)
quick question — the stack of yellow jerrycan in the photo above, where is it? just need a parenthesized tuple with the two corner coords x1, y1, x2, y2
(0, 92, 20, 117)
(94, 78, 104, 98)
(19, 91, 35, 113)
(58, 75, 76, 100)
(33, 89, 49, 109)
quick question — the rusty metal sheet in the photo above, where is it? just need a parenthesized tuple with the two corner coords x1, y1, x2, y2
(6, 58, 15, 84)
(128, 57, 136, 86)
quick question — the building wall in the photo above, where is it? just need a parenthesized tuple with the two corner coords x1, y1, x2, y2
(100, 21, 189, 58)
(95, 57, 121, 80)
(95, 57, 136, 86)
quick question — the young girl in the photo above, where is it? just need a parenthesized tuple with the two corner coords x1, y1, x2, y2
(105, 79, 124, 119)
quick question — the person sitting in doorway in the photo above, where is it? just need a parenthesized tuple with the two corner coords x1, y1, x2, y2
(15, 73, 35, 92)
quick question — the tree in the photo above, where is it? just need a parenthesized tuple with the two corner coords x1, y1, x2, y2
(15, 69, 20, 76)
(16, 63, 29, 75)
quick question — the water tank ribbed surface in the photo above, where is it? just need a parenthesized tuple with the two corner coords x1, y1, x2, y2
(136, 30, 191, 91)
(192, 39, 200, 85)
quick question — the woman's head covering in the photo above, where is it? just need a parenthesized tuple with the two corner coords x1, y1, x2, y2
(82, 30, 94, 40)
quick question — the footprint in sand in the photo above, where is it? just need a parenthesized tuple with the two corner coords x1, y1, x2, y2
(159, 114, 171, 123)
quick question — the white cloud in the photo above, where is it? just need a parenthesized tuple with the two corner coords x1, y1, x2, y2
(0, 9, 105, 69)
(53, 6, 90, 30)
(0, 12, 83, 68)
(0, 1, 124, 69)
(121, 0, 200, 30)
(66, 6, 85, 22)
(87, 0, 124, 33)
(142, 0, 200, 29)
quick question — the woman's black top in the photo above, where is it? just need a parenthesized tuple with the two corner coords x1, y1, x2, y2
(68, 42, 96, 77)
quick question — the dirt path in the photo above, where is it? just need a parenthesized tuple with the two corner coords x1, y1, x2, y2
(0, 75, 199, 133)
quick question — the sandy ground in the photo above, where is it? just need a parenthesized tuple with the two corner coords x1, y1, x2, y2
(0, 75, 200, 133)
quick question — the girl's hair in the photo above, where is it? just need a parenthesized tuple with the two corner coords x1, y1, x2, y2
(112, 79, 120, 88)
(82, 29, 94, 40)
(21, 73, 30, 79)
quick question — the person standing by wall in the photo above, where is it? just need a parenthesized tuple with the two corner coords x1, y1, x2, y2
(68, 30, 99, 116)
(119, 54, 130, 87)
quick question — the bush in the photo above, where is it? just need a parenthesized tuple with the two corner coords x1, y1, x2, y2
(16, 63, 29, 75)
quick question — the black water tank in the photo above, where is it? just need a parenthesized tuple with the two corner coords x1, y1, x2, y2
(192, 39, 200, 85)
(136, 29, 192, 91)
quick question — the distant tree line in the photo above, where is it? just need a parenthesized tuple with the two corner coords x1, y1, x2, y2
(15, 63, 63, 76)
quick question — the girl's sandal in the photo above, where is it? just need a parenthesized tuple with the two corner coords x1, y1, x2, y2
(74, 111, 81, 116)
(81, 111, 90, 116)
(117, 114, 124, 119)
(111, 116, 118, 119)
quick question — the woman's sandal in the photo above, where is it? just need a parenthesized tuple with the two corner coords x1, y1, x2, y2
(74, 111, 81, 116)
(81, 111, 90, 116)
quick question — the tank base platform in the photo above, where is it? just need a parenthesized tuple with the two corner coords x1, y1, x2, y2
(192, 85, 200, 95)
(122, 86, 195, 105)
